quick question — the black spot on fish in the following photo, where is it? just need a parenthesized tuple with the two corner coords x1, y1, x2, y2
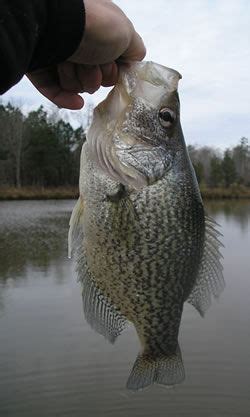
(107, 184, 126, 202)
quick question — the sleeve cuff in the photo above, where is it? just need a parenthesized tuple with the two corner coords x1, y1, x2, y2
(29, 0, 85, 71)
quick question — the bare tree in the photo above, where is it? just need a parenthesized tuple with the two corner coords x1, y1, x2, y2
(2, 105, 24, 188)
(232, 137, 250, 185)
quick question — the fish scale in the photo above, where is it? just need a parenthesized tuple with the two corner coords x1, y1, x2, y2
(69, 61, 224, 390)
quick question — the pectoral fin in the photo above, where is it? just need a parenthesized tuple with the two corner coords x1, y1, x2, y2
(68, 197, 85, 259)
(187, 215, 225, 316)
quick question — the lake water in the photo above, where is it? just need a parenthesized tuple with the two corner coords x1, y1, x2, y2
(0, 200, 249, 417)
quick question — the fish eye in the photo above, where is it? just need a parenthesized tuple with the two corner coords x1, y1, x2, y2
(159, 108, 176, 128)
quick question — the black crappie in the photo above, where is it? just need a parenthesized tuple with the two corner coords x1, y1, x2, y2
(69, 61, 224, 390)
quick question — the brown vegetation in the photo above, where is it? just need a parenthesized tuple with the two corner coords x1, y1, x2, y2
(200, 185, 250, 199)
(1, 103, 250, 201)
(0, 186, 79, 200)
(1, 185, 250, 201)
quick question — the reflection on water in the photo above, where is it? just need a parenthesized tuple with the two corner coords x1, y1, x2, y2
(0, 200, 250, 417)
(0, 201, 70, 282)
(206, 200, 250, 232)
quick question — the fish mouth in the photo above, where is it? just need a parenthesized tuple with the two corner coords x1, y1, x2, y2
(87, 61, 181, 189)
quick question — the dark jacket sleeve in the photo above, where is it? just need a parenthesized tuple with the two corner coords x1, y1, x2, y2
(0, 0, 85, 94)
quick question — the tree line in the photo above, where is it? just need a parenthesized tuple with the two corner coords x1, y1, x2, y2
(188, 138, 250, 188)
(0, 103, 86, 188)
(0, 102, 249, 189)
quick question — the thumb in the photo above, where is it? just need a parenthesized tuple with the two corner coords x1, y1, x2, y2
(119, 31, 146, 62)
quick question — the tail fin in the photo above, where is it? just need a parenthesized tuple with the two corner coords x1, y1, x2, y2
(126, 345, 185, 391)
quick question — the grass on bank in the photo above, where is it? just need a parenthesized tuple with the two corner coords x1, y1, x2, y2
(200, 185, 250, 199)
(0, 185, 250, 200)
(0, 186, 79, 200)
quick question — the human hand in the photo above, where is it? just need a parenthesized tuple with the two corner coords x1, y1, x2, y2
(27, 0, 146, 110)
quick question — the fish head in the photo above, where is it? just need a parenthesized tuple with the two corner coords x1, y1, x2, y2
(87, 61, 183, 189)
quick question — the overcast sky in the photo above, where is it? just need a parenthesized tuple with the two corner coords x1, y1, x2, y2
(2, 0, 250, 148)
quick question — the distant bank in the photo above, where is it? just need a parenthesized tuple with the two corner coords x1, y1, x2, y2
(1, 186, 250, 201)
(0, 187, 79, 200)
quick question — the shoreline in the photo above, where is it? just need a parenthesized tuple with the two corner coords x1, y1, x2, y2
(1, 186, 250, 201)
(0, 187, 79, 201)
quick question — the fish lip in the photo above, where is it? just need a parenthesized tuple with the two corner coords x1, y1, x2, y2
(121, 61, 182, 94)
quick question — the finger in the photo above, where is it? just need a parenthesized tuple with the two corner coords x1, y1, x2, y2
(34, 85, 84, 110)
(76, 65, 102, 94)
(58, 62, 84, 93)
(27, 70, 84, 110)
(100, 62, 119, 87)
(119, 31, 146, 62)
(40, 88, 84, 110)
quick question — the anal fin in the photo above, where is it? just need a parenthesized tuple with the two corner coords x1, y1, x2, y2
(187, 215, 225, 316)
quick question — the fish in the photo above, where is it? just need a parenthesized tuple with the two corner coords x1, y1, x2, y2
(68, 61, 224, 390)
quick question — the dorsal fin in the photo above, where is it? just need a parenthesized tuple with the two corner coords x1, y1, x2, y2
(187, 215, 225, 316)
(80, 268, 127, 343)
(68, 197, 127, 343)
